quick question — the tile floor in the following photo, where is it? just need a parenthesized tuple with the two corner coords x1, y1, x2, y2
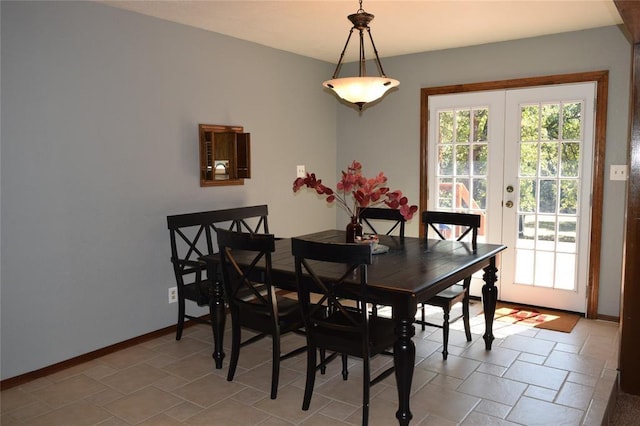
(1, 302, 620, 425)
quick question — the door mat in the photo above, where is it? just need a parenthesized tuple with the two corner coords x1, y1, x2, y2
(483, 302, 581, 333)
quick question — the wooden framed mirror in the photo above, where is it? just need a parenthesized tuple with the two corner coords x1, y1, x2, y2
(199, 124, 251, 187)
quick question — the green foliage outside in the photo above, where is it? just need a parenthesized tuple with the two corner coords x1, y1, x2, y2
(437, 102, 582, 243)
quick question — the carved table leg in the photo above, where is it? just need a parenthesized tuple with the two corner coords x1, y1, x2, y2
(482, 256, 499, 350)
(394, 315, 416, 425)
(210, 269, 226, 369)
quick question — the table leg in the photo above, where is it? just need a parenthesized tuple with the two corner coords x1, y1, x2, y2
(481, 256, 499, 350)
(209, 269, 226, 369)
(207, 263, 227, 370)
(394, 315, 416, 425)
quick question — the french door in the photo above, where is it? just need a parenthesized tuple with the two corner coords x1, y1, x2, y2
(427, 82, 596, 313)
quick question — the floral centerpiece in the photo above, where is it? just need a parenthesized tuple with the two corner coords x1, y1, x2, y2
(292, 160, 418, 242)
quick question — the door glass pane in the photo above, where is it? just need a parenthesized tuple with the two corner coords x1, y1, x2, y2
(534, 250, 555, 287)
(438, 145, 453, 175)
(455, 178, 471, 209)
(516, 249, 534, 285)
(439, 111, 454, 143)
(456, 110, 470, 142)
(520, 105, 539, 141)
(519, 178, 536, 213)
(473, 108, 488, 142)
(558, 217, 577, 253)
(437, 178, 453, 209)
(540, 142, 558, 177)
(456, 145, 469, 175)
(559, 180, 578, 214)
(562, 102, 582, 140)
(561, 143, 580, 177)
(555, 253, 576, 290)
(517, 214, 535, 249)
(473, 178, 487, 210)
(541, 103, 559, 140)
(472, 145, 488, 175)
(539, 180, 557, 214)
(520, 143, 538, 176)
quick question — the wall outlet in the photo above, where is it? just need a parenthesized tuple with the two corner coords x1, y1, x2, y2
(296, 165, 306, 178)
(168, 286, 177, 303)
(610, 164, 628, 181)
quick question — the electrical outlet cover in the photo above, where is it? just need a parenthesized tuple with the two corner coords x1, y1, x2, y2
(610, 164, 628, 181)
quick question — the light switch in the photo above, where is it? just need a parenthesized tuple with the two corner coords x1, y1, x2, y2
(610, 165, 628, 181)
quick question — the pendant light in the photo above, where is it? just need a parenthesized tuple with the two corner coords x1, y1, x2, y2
(323, 0, 399, 111)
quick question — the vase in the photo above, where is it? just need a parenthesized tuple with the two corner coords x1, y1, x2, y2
(346, 216, 363, 243)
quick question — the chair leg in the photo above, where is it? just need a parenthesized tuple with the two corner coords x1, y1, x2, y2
(442, 307, 451, 360)
(421, 304, 426, 331)
(302, 346, 317, 410)
(176, 297, 186, 340)
(362, 353, 370, 425)
(342, 353, 349, 380)
(319, 349, 327, 374)
(462, 293, 472, 342)
(271, 331, 280, 399)
(227, 319, 241, 381)
(208, 301, 216, 344)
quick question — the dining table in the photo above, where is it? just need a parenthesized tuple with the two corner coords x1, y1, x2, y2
(200, 229, 506, 425)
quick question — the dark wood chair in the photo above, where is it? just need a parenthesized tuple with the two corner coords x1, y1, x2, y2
(417, 211, 481, 360)
(292, 238, 395, 425)
(217, 228, 306, 399)
(358, 207, 406, 317)
(358, 207, 406, 238)
(166, 205, 269, 341)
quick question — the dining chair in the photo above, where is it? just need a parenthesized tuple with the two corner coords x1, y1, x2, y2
(358, 207, 406, 317)
(417, 211, 481, 360)
(292, 237, 395, 425)
(166, 205, 270, 341)
(358, 207, 406, 238)
(217, 228, 306, 399)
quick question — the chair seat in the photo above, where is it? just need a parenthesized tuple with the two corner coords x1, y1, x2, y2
(183, 279, 213, 306)
(311, 310, 395, 358)
(425, 284, 467, 308)
(237, 294, 303, 332)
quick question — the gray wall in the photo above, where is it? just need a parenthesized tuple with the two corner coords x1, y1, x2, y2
(0, 1, 631, 380)
(0, 1, 336, 380)
(336, 26, 631, 319)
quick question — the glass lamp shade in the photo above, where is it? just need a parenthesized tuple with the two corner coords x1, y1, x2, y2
(323, 76, 400, 108)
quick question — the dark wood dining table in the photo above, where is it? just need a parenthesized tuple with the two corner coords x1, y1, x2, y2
(200, 229, 506, 425)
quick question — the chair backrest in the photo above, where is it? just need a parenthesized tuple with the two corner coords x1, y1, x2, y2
(422, 211, 481, 251)
(166, 205, 269, 293)
(292, 238, 372, 343)
(358, 207, 406, 237)
(216, 229, 277, 319)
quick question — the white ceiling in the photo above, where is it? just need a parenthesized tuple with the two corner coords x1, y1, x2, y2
(101, 1, 624, 63)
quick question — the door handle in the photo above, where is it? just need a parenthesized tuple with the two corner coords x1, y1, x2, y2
(505, 200, 514, 208)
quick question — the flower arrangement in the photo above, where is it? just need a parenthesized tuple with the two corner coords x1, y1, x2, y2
(292, 160, 418, 221)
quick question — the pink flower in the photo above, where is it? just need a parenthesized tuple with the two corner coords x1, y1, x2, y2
(292, 161, 418, 221)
